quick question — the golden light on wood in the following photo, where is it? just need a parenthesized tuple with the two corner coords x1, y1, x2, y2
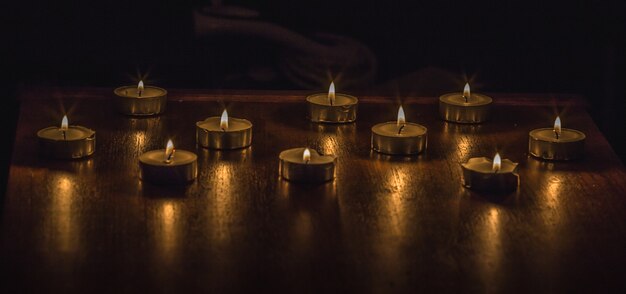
(165, 139, 175, 163)
(303, 148, 311, 163)
(463, 83, 471, 101)
(492, 153, 502, 172)
(397, 106, 406, 126)
(554, 116, 562, 139)
(328, 81, 336, 105)
(220, 109, 229, 130)
(60, 115, 68, 131)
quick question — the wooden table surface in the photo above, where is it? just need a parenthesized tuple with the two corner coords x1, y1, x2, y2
(2, 88, 626, 293)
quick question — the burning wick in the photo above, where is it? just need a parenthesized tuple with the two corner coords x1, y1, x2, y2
(137, 80, 144, 97)
(397, 106, 406, 135)
(463, 83, 471, 103)
(554, 116, 562, 140)
(220, 109, 229, 132)
(164, 139, 175, 164)
(492, 153, 502, 173)
(60, 115, 68, 140)
(328, 81, 336, 106)
(303, 148, 311, 164)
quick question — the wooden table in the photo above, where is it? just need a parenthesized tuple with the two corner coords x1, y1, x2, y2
(2, 88, 626, 292)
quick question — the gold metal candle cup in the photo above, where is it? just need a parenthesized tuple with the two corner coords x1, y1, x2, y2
(439, 93, 493, 123)
(279, 148, 336, 183)
(528, 128, 585, 160)
(139, 150, 198, 185)
(461, 157, 519, 193)
(37, 126, 96, 159)
(306, 93, 358, 123)
(113, 85, 168, 116)
(371, 122, 427, 155)
(196, 117, 253, 149)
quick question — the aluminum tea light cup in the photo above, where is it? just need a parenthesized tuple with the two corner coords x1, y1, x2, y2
(461, 153, 519, 193)
(529, 116, 585, 161)
(37, 115, 96, 159)
(439, 83, 493, 123)
(279, 148, 336, 183)
(371, 106, 427, 155)
(139, 140, 198, 185)
(306, 82, 358, 123)
(196, 110, 253, 150)
(114, 81, 167, 116)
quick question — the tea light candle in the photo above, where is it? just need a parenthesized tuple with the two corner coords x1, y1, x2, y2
(461, 153, 519, 193)
(529, 116, 585, 160)
(114, 80, 168, 116)
(371, 106, 427, 155)
(439, 83, 493, 123)
(139, 140, 197, 185)
(306, 81, 358, 123)
(279, 148, 336, 183)
(37, 115, 96, 159)
(196, 110, 253, 149)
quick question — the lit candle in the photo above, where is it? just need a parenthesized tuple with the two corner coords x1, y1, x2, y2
(439, 82, 493, 123)
(461, 152, 519, 193)
(371, 106, 427, 155)
(196, 109, 253, 149)
(306, 81, 358, 123)
(37, 115, 96, 159)
(279, 147, 336, 183)
(114, 80, 168, 116)
(139, 139, 198, 185)
(528, 116, 585, 160)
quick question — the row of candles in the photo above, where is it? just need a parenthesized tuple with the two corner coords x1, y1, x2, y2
(37, 81, 586, 193)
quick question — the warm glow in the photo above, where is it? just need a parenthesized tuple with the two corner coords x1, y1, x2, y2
(328, 81, 336, 105)
(492, 153, 501, 172)
(303, 148, 311, 163)
(220, 109, 229, 130)
(165, 139, 175, 163)
(397, 106, 406, 126)
(463, 83, 471, 100)
(138, 80, 144, 94)
(61, 115, 68, 130)
(554, 116, 562, 138)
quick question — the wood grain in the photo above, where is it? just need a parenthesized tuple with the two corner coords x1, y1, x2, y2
(2, 88, 625, 292)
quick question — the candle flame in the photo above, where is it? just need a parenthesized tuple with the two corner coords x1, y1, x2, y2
(220, 109, 229, 130)
(61, 115, 68, 131)
(165, 139, 175, 163)
(328, 81, 336, 105)
(138, 80, 144, 92)
(492, 153, 501, 172)
(303, 148, 311, 163)
(397, 106, 406, 126)
(554, 116, 562, 139)
(463, 83, 471, 101)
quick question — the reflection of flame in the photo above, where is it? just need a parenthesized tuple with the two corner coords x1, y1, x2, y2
(328, 81, 336, 105)
(52, 174, 76, 252)
(397, 106, 406, 126)
(165, 140, 175, 162)
(159, 202, 177, 256)
(492, 153, 501, 172)
(220, 109, 229, 130)
(554, 116, 562, 138)
(463, 83, 471, 100)
(61, 115, 68, 130)
(303, 148, 311, 163)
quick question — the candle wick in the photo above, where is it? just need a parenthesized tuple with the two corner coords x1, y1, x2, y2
(221, 128, 226, 132)
(554, 130, 560, 140)
(398, 124, 405, 135)
(137, 90, 142, 98)
(463, 95, 469, 103)
(165, 149, 175, 164)
(62, 130, 66, 141)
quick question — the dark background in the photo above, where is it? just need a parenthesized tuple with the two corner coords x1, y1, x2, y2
(2, 0, 625, 193)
